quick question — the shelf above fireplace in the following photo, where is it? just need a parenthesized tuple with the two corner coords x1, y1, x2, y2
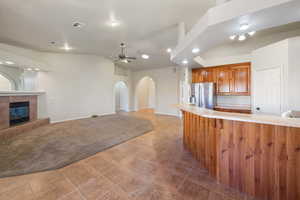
(0, 91, 45, 97)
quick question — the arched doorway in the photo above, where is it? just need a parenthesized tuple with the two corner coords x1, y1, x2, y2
(135, 76, 156, 112)
(0, 73, 14, 91)
(114, 81, 129, 112)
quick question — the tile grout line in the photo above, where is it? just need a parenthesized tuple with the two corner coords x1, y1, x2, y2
(61, 172, 87, 200)
(26, 178, 39, 200)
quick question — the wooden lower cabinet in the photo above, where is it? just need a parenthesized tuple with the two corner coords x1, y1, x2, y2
(182, 111, 300, 200)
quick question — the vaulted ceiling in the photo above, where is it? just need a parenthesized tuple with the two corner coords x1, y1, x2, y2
(0, 0, 215, 70)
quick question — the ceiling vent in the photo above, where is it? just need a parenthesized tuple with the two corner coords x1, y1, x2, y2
(72, 22, 85, 28)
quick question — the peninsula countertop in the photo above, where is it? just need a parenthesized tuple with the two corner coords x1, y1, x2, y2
(177, 104, 300, 128)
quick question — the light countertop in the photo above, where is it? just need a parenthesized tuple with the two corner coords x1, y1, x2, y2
(177, 104, 300, 128)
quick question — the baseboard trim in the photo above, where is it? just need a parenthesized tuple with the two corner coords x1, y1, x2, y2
(51, 112, 116, 124)
(155, 112, 180, 117)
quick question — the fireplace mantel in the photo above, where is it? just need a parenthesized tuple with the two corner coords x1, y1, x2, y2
(0, 91, 45, 97)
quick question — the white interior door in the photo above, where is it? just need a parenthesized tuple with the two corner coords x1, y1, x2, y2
(253, 67, 281, 115)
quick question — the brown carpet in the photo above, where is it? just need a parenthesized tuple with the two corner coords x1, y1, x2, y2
(0, 114, 153, 178)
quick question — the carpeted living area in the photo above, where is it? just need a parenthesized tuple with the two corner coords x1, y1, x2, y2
(0, 114, 153, 178)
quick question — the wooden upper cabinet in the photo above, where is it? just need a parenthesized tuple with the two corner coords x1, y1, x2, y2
(192, 62, 251, 96)
(231, 64, 250, 95)
(192, 68, 215, 83)
(216, 67, 232, 94)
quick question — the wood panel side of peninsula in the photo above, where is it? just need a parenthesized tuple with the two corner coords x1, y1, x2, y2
(182, 110, 300, 200)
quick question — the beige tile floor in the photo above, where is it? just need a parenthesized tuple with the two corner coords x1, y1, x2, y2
(0, 110, 256, 200)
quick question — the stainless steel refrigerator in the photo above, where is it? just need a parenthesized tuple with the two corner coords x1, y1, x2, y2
(190, 83, 216, 109)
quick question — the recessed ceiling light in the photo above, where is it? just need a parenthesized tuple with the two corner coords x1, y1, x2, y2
(230, 35, 237, 40)
(240, 23, 250, 31)
(141, 54, 150, 59)
(108, 20, 120, 27)
(248, 31, 256, 36)
(166, 48, 172, 53)
(27, 68, 33, 71)
(34, 68, 40, 71)
(192, 48, 200, 54)
(182, 59, 188, 65)
(238, 34, 246, 41)
(5, 61, 14, 65)
(72, 22, 85, 28)
(61, 44, 72, 51)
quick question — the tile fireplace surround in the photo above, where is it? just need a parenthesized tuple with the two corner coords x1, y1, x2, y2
(0, 92, 50, 140)
(0, 95, 38, 130)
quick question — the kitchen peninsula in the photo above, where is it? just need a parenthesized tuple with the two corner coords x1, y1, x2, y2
(178, 104, 300, 200)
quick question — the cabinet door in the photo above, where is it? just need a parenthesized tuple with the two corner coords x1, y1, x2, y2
(231, 65, 250, 95)
(192, 69, 197, 83)
(216, 68, 232, 94)
(204, 68, 215, 82)
(198, 69, 206, 82)
(192, 69, 200, 83)
(192, 68, 214, 83)
(199, 68, 216, 83)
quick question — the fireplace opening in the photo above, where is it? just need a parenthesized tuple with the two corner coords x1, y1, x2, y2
(9, 102, 30, 126)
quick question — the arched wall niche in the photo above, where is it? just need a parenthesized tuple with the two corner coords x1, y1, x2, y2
(135, 76, 156, 111)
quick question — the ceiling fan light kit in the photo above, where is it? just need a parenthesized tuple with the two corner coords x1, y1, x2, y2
(113, 43, 137, 64)
(230, 31, 256, 42)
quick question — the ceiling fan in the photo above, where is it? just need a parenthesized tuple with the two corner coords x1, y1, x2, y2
(113, 43, 137, 63)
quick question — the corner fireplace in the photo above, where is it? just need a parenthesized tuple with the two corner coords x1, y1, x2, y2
(9, 102, 30, 126)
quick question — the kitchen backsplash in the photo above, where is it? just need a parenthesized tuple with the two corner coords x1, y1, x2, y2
(216, 96, 251, 107)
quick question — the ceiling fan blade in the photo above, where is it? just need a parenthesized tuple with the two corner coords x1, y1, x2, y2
(125, 57, 137, 60)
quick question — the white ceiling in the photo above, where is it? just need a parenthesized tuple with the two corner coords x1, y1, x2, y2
(171, 0, 300, 67)
(0, 0, 215, 70)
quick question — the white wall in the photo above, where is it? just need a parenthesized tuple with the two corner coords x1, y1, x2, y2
(36, 53, 117, 122)
(191, 27, 300, 107)
(0, 43, 135, 122)
(133, 67, 180, 116)
(195, 27, 300, 69)
(0, 65, 24, 90)
(252, 38, 291, 114)
(194, 54, 252, 67)
(0, 74, 12, 90)
(288, 37, 300, 111)
(0, 43, 48, 71)
(216, 0, 231, 6)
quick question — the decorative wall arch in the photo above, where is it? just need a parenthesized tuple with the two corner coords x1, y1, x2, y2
(0, 71, 16, 91)
(114, 81, 129, 112)
(135, 76, 156, 111)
